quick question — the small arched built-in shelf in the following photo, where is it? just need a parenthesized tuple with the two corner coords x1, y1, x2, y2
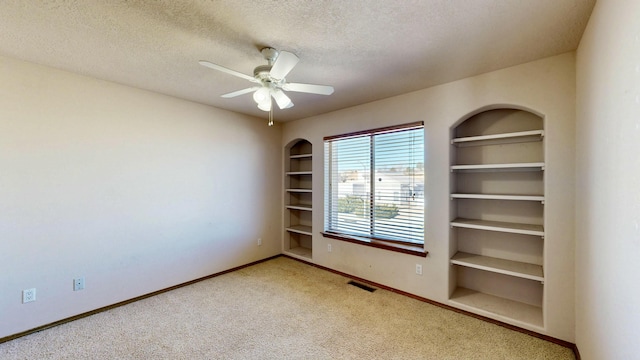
(284, 139, 313, 260)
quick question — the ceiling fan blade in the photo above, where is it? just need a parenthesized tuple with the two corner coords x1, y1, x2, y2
(221, 86, 261, 98)
(269, 51, 299, 80)
(271, 89, 294, 109)
(199, 60, 259, 83)
(283, 82, 334, 95)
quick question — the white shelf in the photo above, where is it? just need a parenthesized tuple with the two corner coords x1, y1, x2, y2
(451, 218, 544, 236)
(451, 130, 544, 145)
(450, 162, 544, 172)
(286, 188, 313, 193)
(451, 193, 544, 202)
(286, 171, 313, 176)
(286, 225, 313, 236)
(286, 204, 313, 211)
(451, 252, 544, 282)
(290, 153, 312, 159)
(450, 287, 543, 328)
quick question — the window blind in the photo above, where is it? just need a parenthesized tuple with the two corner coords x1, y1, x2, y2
(324, 122, 424, 244)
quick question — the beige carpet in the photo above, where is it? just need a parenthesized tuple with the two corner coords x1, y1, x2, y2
(0, 257, 574, 359)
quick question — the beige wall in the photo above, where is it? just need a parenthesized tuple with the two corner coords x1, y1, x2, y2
(0, 55, 282, 338)
(576, 1, 640, 358)
(283, 53, 576, 341)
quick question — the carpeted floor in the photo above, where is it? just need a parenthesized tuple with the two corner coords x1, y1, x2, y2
(0, 257, 574, 359)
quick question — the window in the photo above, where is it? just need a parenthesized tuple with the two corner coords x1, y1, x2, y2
(323, 122, 425, 248)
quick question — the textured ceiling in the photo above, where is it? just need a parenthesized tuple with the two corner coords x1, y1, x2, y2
(0, 1, 595, 122)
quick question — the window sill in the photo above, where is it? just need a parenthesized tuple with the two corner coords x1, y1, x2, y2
(321, 232, 427, 257)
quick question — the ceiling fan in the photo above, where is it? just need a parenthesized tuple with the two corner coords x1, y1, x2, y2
(199, 47, 334, 113)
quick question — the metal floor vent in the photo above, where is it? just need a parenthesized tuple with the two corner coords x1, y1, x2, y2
(348, 280, 376, 292)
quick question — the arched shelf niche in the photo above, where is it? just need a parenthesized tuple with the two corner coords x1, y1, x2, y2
(284, 138, 313, 260)
(448, 107, 546, 329)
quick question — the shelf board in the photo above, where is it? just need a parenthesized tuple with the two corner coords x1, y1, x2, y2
(286, 188, 313, 193)
(450, 287, 543, 328)
(451, 218, 544, 236)
(285, 246, 312, 259)
(451, 252, 543, 282)
(450, 162, 544, 172)
(451, 193, 544, 202)
(286, 171, 313, 176)
(451, 130, 544, 145)
(286, 204, 313, 211)
(290, 153, 312, 159)
(286, 225, 313, 236)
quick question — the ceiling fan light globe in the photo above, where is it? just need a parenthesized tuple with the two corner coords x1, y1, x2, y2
(253, 87, 270, 104)
(257, 98, 272, 112)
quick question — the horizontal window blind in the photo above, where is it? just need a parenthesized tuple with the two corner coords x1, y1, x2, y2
(324, 122, 424, 244)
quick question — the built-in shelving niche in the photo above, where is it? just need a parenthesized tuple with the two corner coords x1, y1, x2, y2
(284, 139, 313, 260)
(449, 108, 545, 329)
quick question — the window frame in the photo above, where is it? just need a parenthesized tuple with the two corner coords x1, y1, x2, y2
(322, 121, 427, 257)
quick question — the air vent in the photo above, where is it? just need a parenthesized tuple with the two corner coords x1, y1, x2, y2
(348, 280, 376, 292)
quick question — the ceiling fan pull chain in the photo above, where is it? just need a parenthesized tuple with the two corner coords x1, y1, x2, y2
(268, 108, 274, 126)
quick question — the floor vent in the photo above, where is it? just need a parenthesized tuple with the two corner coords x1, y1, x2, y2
(348, 280, 376, 292)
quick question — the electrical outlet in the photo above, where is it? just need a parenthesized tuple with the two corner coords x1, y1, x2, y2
(73, 277, 85, 291)
(22, 288, 36, 303)
(415, 264, 423, 275)
(257, 238, 262, 246)
(327, 244, 332, 252)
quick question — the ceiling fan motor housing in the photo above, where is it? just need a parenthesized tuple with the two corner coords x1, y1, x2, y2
(254, 65, 273, 80)
(254, 64, 286, 90)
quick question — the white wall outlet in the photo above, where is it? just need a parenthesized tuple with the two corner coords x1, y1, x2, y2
(415, 264, 423, 275)
(327, 244, 332, 252)
(257, 238, 262, 246)
(22, 288, 36, 303)
(73, 277, 85, 291)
